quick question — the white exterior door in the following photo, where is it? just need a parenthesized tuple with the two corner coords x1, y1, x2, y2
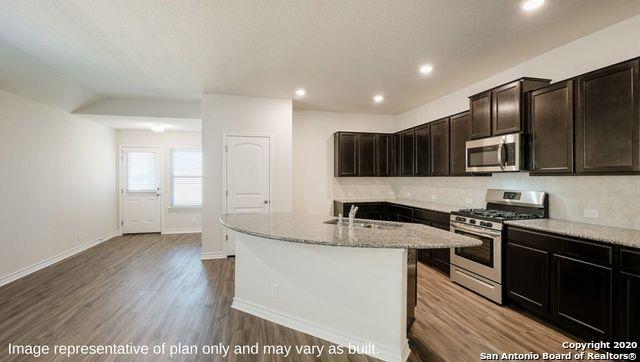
(122, 147, 162, 233)
(225, 135, 271, 253)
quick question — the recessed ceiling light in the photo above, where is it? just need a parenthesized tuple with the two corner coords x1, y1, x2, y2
(295, 88, 306, 97)
(419, 64, 434, 74)
(521, 0, 544, 11)
(373, 95, 384, 103)
(150, 124, 165, 132)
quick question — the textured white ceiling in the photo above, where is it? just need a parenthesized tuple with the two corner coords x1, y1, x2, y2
(1, 0, 639, 114)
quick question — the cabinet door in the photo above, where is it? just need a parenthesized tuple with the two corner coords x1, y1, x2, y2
(334, 132, 357, 176)
(430, 118, 450, 176)
(393, 133, 402, 176)
(449, 111, 471, 175)
(400, 129, 416, 176)
(551, 254, 612, 340)
(530, 80, 574, 174)
(415, 124, 431, 176)
(492, 81, 522, 135)
(576, 59, 640, 173)
(375, 134, 392, 176)
(506, 242, 549, 315)
(357, 133, 376, 176)
(620, 272, 640, 345)
(470, 91, 492, 139)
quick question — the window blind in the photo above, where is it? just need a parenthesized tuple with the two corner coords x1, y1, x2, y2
(170, 148, 202, 207)
(126, 152, 157, 192)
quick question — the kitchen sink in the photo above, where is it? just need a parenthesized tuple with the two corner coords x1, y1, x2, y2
(323, 219, 403, 229)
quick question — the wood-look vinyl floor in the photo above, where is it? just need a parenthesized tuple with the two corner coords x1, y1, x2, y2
(0, 233, 589, 361)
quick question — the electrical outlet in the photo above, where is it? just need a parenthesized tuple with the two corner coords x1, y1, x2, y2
(271, 284, 279, 299)
(75, 233, 81, 242)
(191, 218, 197, 226)
(319, 186, 326, 194)
(405, 192, 411, 197)
(387, 191, 395, 197)
(584, 209, 600, 219)
(347, 192, 354, 197)
(465, 198, 472, 205)
(430, 194, 437, 201)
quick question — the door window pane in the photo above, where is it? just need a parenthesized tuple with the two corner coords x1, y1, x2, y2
(126, 152, 157, 192)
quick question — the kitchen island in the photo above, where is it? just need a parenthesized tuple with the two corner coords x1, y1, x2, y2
(220, 213, 480, 361)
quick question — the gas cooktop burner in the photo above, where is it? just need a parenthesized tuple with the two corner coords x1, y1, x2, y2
(455, 208, 540, 221)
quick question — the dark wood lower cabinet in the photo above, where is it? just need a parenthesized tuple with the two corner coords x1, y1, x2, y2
(505, 227, 631, 344)
(506, 242, 549, 315)
(620, 272, 640, 345)
(551, 254, 612, 340)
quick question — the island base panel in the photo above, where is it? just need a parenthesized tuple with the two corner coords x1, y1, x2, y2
(231, 233, 411, 362)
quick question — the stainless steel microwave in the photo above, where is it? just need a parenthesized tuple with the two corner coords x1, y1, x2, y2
(465, 133, 521, 172)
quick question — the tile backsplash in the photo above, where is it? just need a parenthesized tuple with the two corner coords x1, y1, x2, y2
(333, 173, 640, 230)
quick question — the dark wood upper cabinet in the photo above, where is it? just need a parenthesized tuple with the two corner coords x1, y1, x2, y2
(357, 133, 376, 176)
(334, 132, 357, 176)
(576, 59, 640, 174)
(470, 78, 550, 139)
(492, 81, 522, 135)
(469, 91, 492, 139)
(430, 117, 450, 176)
(375, 134, 393, 176)
(449, 111, 471, 175)
(530, 80, 574, 174)
(400, 128, 416, 176)
(414, 124, 430, 176)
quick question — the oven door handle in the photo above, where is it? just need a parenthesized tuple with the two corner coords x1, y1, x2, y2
(451, 222, 501, 238)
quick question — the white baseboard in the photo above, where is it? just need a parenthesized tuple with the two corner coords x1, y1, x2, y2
(161, 228, 202, 235)
(232, 297, 410, 362)
(0, 231, 121, 288)
(200, 251, 227, 260)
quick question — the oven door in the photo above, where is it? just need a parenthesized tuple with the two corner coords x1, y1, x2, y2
(465, 133, 520, 173)
(449, 221, 502, 283)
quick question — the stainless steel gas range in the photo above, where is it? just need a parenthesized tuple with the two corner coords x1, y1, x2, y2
(449, 189, 548, 304)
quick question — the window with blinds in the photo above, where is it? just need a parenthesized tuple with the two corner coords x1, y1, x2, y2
(170, 148, 203, 208)
(126, 152, 157, 192)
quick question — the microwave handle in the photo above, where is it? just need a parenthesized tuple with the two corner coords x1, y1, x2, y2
(497, 138, 505, 169)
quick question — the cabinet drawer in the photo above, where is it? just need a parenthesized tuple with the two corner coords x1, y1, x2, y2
(507, 227, 612, 266)
(412, 208, 449, 225)
(621, 248, 640, 275)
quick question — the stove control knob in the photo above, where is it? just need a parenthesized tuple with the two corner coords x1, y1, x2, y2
(469, 219, 476, 224)
(485, 222, 493, 228)
(455, 216, 465, 222)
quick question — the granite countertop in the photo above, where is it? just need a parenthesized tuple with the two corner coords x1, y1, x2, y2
(220, 213, 481, 249)
(505, 219, 640, 249)
(333, 197, 464, 214)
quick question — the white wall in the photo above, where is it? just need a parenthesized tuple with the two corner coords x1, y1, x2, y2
(201, 94, 292, 257)
(389, 15, 640, 230)
(0, 89, 118, 284)
(117, 130, 202, 233)
(398, 15, 640, 129)
(292, 110, 397, 215)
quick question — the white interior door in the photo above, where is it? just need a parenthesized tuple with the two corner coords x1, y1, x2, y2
(122, 147, 162, 233)
(225, 135, 271, 253)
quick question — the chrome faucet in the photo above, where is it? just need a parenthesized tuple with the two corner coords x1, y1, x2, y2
(348, 205, 359, 228)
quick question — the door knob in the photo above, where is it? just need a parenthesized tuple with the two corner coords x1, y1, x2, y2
(264, 200, 270, 204)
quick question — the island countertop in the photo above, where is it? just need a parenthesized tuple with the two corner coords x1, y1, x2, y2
(220, 213, 481, 249)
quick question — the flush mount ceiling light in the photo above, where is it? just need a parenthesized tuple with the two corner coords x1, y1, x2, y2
(521, 0, 544, 11)
(419, 64, 434, 74)
(295, 88, 306, 97)
(150, 124, 165, 132)
(373, 95, 384, 103)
